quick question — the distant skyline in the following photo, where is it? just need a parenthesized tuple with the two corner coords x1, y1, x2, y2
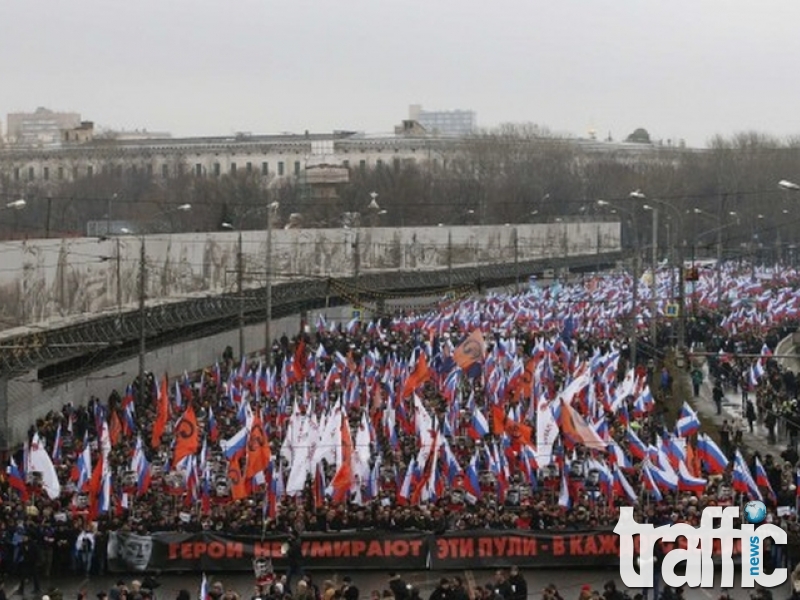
(3, 0, 800, 148)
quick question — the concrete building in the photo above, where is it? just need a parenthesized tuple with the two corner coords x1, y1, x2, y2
(0, 125, 695, 189)
(408, 104, 476, 136)
(6, 107, 81, 148)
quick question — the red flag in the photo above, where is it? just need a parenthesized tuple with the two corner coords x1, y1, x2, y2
(293, 338, 307, 382)
(108, 411, 122, 447)
(173, 404, 200, 467)
(87, 458, 103, 521)
(151, 375, 170, 449)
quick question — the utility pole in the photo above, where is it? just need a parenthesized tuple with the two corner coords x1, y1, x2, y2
(265, 204, 274, 366)
(631, 250, 639, 368)
(106, 195, 113, 237)
(138, 237, 147, 406)
(116, 237, 122, 313)
(716, 194, 725, 307)
(513, 227, 520, 293)
(677, 238, 687, 358)
(447, 229, 453, 288)
(45, 196, 52, 239)
(237, 230, 244, 360)
(650, 206, 658, 349)
(666, 221, 675, 299)
(353, 230, 361, 308)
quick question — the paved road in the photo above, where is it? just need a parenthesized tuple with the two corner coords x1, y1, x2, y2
(689, 361, 787, 460)
(5, 568, 790, 600)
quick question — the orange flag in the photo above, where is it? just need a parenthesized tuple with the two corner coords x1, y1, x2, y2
(331, 415, 354, 503)
(505, 419, 533, 449)
(491, 405, 506, 436)
(151, 375, 170, 449)
(518, 359, 537, 399)
(559, 400, 605, 450)
(228, 459, 247, 500)
(453, 329, 486, 370)
(245, 413, 272, 478)
(401, 352, 431, 398)
(173, 404, 200, 467)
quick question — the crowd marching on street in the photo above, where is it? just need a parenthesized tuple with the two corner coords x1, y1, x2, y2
(2, 263, 800, 599)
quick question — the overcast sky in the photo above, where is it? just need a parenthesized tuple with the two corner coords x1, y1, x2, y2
(3, 0, 799, 148)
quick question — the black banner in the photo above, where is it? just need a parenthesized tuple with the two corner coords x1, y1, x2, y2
(108, 529, 743, 573)
(107, 531, 429, 573)
(429, 529, 621, 569)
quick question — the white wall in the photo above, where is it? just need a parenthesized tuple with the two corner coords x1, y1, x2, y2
(0, 222, 620, 337)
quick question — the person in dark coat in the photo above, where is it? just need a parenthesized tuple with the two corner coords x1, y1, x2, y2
(428, 579, 451, 600)
(17, 536, 41, 596)
(389, 574, 410, 600)
(507, 567, 527, 600)
(285, 533, 304, 591)
(342, 577, 359, 600)
(490, 571, 513, 600)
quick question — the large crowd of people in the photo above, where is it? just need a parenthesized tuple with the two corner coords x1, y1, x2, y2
(1, 263, 800, 589)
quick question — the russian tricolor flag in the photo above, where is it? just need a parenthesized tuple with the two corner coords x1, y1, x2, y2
(754, 456, 777, 503)
(52, 424, 63, 463)
(732, 451, 762, 501)
(75, 442, 92, 491)
(678, 460, 707, 494)
(221, 425, 248, 460)
(641, 463, 663, 502)
(6, 457, 27, 500)
(625, 427, 647, 460)
(200, 573, 210, 600)
(131, 437, 152, 496)
(675, 402, 701, 438)
(464, 453, 481, 499)
(558, 472, 571, 509)
(613, 466, 638, 504)
(608, 440, 632, 470)
(468, 408, 490, 440)
(651, 463, 679, 492)
(698, 433, 728, 474)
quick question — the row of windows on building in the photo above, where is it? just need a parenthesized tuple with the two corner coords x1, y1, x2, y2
(3, 156, 430, 182)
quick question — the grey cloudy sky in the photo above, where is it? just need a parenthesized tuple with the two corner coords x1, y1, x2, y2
(3, 0, 799, 148)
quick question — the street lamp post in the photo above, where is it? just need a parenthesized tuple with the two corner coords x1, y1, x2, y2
(635, 191, 660, 350)
(779, 180, 800, 264)
(222, 222, 245, 360)
(131, 203, 192, 406)
(598, 199, 642, 366)
(265, 201, 279, 366)
(636, 191, 687, 357)
(692, 207, 737, 307)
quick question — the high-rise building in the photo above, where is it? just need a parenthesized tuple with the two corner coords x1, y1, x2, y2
(408, 104, 476, 136)
(6, 107, 81, 147)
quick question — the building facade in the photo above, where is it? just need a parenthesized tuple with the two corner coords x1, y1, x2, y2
(6, 107, 81, 148)
(0, 126, 694, 191)
(408, 104, 476, 136)
(0, 130, 451, 186)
